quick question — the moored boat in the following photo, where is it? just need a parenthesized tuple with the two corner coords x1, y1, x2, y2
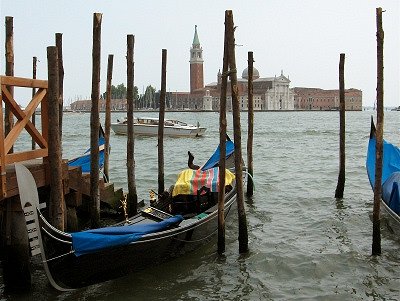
(366, 117, 400, 234)
(111, 117, 206, 137)
(16, 140, 240, 290)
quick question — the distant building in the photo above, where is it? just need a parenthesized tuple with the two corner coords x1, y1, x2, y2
(70, 26, 361, 112)
(190, 25, 204, 93)
(293, 87, 362, 111)
(71, 99, 127, 111)
(170, 26, 294, 111)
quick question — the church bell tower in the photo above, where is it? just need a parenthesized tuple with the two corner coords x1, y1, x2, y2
(190, 25, 204, 92)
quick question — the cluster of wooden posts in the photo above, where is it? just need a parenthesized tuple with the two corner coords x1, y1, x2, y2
(0, 5, 387, 292)
(87, 11, 256, 254)
(0, 9, 255, 290)
(0, 13, 121, 290)
(334, 8, 385, 256)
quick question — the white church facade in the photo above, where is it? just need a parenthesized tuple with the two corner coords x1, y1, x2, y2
(201, 67, 295, 111)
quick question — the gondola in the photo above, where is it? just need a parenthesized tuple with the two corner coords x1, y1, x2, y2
(16, 140, 241, 291)
(366, 117, 400, 235)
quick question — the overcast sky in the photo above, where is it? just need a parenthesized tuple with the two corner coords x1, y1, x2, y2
(1, 0, 399, 107)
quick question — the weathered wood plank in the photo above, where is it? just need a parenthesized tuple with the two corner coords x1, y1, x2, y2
(0, 75, 48, 89)
(5, 149, 48, 165)
(1, 161, 69, 201)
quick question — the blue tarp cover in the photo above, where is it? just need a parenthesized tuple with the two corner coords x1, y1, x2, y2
(366, 137, 400, 187)
(382, 172, 400, 214)
(366, 136, 400, 214)
(71, 214, 183, 256)
(201, 140, 235, 171)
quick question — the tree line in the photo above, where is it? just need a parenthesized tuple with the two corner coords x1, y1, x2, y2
(102, 83, 171, 109)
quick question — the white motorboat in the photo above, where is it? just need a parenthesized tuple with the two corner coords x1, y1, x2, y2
(111, 117, 206, 137)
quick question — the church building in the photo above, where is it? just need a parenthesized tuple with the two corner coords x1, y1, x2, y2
(169, 26, 295, 111)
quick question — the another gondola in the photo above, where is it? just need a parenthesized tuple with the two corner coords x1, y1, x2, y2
(366, 117, 400, 235)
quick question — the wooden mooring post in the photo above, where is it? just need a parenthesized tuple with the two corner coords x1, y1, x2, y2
(5, 16, 14, 154)
(104, 54, 114, 182)
(56, 33, 64, 139)
(226, 10, 249, 254)
(90, 13, 102, 228)
(158, 49, 167, 195)
(47, 46, 65, 231)
(217, 16, 230, 255)
(335, 53, 345, 198)
(372, 7, 384, 256)
(247, 51, 254, 197)
(126, 34, 138, 215)
(31, 56, 37, 150)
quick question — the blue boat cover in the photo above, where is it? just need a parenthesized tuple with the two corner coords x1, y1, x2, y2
(366, 136, 400, 214)
(71, 214, 183, 256)
(68, 137, 106, 173)
(382, 172, 400, 214)
(201, 140, 235, 171)
(366, 137, 400, 187)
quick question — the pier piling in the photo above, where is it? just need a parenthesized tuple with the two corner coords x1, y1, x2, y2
(126, 34, 138, 215)
(335, 53, 346, 198)
(226, 10, 249, 254)
(31, 56, 37, 150)
(217, 18, 230, 255)
(158, 49, 167, 195)
(90, 13, 102, 228)
(246, 51, 254, 197)
(372, 7, 384, 256)
(104, 54, 114, 182)
(56, 33, 64, 140)
(5, 16, 14, 154)
(47, 46, 65, 231)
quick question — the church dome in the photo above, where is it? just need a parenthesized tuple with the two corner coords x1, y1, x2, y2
(242, 66, 260, 79)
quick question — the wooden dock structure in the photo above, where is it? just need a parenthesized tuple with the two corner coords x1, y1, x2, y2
(0, 75, 122, 290)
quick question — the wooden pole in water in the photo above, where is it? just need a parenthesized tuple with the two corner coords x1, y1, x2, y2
(56, 33, 64, 139)
(246, 51, 254, 197)
(372, 7, 384, 256)
(217, 14, 230, 255)
(335, 53, 345, 198)
(158, 49, 167, 195)
(126, 34, 138, 215)
(31, 56, 37, 150)
(90, 13, 102, 228)
(226, 10, 249, 254)
(5, 16, 14, 153)
(104, 54, 114, 182)
(47, 46, 65, 230)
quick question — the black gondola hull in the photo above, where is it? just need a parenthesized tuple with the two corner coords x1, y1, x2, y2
(40, 190, 237, 289)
